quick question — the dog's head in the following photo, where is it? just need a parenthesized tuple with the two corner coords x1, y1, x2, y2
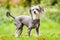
(30, 5, 44, 20)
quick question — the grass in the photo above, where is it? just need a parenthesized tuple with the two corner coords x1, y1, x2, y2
(0, 7, 60, 40)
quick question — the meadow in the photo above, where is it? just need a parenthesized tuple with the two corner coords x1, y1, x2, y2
(0, 6, 60, 40)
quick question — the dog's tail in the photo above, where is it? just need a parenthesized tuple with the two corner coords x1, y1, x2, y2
(6, 11, 15, 19)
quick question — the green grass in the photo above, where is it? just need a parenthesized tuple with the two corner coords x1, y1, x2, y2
(0, 7, 60, 40)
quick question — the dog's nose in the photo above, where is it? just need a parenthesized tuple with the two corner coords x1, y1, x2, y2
(34, 11, 36, 14)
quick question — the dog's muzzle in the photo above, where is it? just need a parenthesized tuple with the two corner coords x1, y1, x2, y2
(33, 13, 40, 20)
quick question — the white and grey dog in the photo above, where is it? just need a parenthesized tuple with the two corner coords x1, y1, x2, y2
(6, 5, 44, 37)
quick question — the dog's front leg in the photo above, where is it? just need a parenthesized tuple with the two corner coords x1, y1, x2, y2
(36, 27, 39, 36)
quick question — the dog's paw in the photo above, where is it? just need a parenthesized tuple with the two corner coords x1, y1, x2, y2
(15, 34, 19, 37)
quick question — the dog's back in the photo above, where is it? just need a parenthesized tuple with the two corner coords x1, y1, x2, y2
(14, 16, 32, 26)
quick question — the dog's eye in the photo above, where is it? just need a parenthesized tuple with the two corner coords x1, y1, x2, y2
(32, 9, 34, 10)
(36, 9, 39, 10)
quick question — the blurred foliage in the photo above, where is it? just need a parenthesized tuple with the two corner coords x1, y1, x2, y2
(0, 0, 59, 7)
(0, 0, 60, 7)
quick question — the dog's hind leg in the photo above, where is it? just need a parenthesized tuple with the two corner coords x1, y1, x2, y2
(15, 28, 23, 37)
(14, 23, 23, 37)
(17, 28, 23, 37)
(27, 27, 32, 37)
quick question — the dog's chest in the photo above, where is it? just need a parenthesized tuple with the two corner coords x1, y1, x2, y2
(32, 19, 40, 27)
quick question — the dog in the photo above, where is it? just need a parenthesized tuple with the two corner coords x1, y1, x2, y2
(6, 5, 44, 37)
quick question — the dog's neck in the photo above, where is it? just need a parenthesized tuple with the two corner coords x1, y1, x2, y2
(32, 19, 40, 24)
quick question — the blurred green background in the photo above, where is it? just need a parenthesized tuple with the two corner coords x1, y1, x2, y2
(0, 0, 60, 40)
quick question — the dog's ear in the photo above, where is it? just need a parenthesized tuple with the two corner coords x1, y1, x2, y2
(29, 8, 32, 16)
(29, 7, 33, 20)
(30, 8, 31, 14)
(29, 6, 34, 14)
(39, 6, 44, 12)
